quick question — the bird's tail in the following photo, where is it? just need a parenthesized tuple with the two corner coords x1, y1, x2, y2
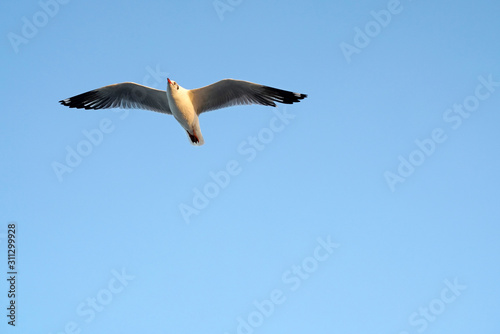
(186, 129, 204, 146)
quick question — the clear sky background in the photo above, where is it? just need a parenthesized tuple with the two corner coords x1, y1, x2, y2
(1, 0, 499, 333)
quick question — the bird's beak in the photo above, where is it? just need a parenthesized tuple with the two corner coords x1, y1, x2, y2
(167, 78, 172, 85)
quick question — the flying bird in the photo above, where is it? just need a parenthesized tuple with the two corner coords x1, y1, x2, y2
(59, 78, 307, 145)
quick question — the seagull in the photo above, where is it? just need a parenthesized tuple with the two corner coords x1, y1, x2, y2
(59, 78, 307, 146)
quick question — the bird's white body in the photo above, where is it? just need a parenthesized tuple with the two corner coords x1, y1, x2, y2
(166, 81, 204, 145)
(60, 77, 307, 146)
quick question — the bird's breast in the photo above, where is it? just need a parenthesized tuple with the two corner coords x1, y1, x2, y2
(167, 92, 196, 130)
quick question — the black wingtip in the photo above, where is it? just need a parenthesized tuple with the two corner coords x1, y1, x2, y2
(59, 98, 81, 109)
(262, 86, 308, 105)
(58, 90, 102, 110)
(293, 93, 308, 102)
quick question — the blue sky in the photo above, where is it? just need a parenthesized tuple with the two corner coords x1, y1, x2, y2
(1, 0, 500, 333)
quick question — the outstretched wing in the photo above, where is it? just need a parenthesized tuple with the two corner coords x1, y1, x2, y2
(189, 79, 307, 115)
(59, 82, 171, 114)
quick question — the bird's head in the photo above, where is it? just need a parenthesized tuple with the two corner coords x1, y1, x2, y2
(167, 78, 180, 93)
